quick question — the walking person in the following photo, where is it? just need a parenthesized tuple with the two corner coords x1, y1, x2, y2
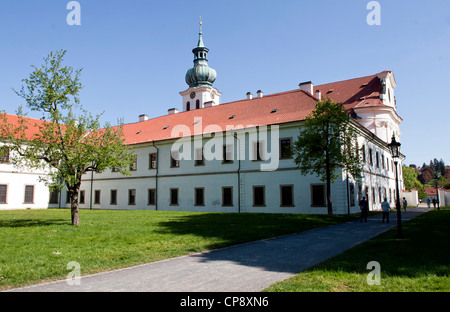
(381, 197, 390, 223)
(359, 196, 369, 223)
(402, 197, 407, 212)
(426, 197, 431, 208)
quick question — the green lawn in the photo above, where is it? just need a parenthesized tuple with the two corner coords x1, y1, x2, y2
(264, 207, 450, 292)
(0, 208, 358, 290)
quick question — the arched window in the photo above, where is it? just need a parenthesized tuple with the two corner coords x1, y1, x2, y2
(196, 99, 200, 109)
(186, 101, 190, 111)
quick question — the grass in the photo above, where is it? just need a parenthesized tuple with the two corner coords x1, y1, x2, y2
(264, 207, 450, 292)
(0, 208, 359, 290)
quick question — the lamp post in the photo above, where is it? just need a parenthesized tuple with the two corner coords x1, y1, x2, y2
(388, 134, 402, 238)
(434, 173, 440, 211)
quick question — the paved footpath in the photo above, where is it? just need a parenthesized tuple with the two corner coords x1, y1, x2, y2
(8, 207, 431, 292)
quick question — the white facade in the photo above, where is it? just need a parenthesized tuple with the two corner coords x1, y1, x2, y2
(0, 146, 58, 210)
(66, 118, 403, 214)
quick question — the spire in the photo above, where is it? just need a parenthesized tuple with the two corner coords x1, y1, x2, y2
(197, 16, 205, 48)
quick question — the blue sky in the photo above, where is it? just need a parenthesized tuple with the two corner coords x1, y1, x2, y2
(1, 0, 449, 166)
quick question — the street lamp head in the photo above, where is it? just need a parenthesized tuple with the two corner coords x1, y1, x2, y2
(388, 134, 401, 159)
(434, 172, 440, 185)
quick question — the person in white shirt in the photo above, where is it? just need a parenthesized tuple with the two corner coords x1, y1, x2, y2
(381, 198, 390, 223)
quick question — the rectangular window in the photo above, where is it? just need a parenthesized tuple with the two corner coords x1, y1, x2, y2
(170, 188, 178, 205)
(66, 191, 71, 204)
(222, 187, 233, 206)
(280, 185, 294, 206)
(130, 156, 137, 171)
(362, 146, 366, 162)
(279, 138, 292, 159)
(110, 189, 117, 205)
(381, 154, 385, 169)
(171, 151, 179, 168)
(0, 147, 10, 163)
(94, 190, 101, 205)
(79, 190, 85, 204)
(24, 185, 34, 204)
(0, 184, 7, 204)
(376, 152, 380, 168)
(253, 186, 265, 206)
(223, 145, 233, 163)
(195, 148, 204, 166)
(149, 153, 157, 169)
(369, 148, 373, 166)
(49, 190, 59, 204)
(194, 188, 204, 206)
(128, 189, 136, 205)
(148, 189, 156, 205)
(252, 141, 264, 161)
(349, 183, 355, 207)
(311, 184, 326, 207)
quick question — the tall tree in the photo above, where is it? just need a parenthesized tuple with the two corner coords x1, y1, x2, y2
(402, 165, 422, 190)
(293, 98, 363, 215)
(0, 50, 134, 225)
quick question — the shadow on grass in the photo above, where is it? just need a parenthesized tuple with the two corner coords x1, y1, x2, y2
(0, 218, 68, 228)
(155, 212, 358, 247)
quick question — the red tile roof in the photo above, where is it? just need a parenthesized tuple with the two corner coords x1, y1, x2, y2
(122, 89, 319, 145)
(1, 72, 391, 146)
(424, 187, 445, 196)
(122, 72, 389, 145)
(0, 113, 50, 141)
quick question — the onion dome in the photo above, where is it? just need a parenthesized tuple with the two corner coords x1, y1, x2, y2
(185, 20, 217, 88)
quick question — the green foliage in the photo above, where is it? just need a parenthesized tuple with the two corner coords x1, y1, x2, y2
(293, 98, 363, 214)
(293, 98, 362, 182)
(0, 50, 135, 225)
(402, 166, 422, 190)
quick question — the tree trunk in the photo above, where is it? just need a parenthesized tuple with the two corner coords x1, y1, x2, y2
(325, 151, 333, 215)
(70, 186, 80, 226)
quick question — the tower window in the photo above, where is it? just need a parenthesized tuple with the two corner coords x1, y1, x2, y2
(196, 100, 200, 109)
(186, 101, 190, 111)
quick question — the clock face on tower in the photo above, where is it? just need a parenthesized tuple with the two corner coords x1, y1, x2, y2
(210, 91, 215, 99)
(190, 92, 196, 99)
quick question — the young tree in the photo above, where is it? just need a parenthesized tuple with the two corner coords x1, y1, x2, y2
(293, 98, 363, 215)
(0, 50, 134, 225)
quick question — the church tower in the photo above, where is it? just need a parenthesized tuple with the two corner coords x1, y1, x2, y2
(180, 19, 221, 112)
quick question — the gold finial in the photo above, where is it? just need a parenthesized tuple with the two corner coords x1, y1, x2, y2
(199, 16, 202, 25)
